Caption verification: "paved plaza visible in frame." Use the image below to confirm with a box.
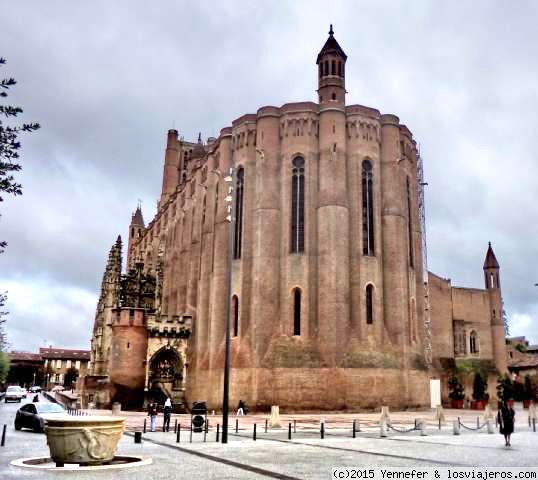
[1,396,538,479]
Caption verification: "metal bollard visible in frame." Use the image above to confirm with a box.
[253,423,256,441]
[143,419,147,434]
[134,431,142,444]
[453,419,460,435]
[174,419,178,433]
[321,421,325,439]
[352,420,356,438]
[176,424,180,443]
[486,419,494,434]
[1,424,6,447]
[216,424,220,442]
[495,416,498,428]
[419,420,427,436]
[438,418,441,430]
[235,418,238,433]
[476,417,479,429]
[529,416,531,427]
[288,422,292,440]
[294,419,296,433]
[414,418,418,429]
[205,420,209,434]
[265,419,268,433]
[533,419,536,433]
[203,426,207,443]
[190,424,193,443]
[380,422,387,438]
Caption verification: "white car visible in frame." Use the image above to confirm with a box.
[4,386,26,403]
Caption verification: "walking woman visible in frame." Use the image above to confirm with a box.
[497,400,515,446]
[147,400,158,432]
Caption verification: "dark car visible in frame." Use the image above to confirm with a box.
[14,402,67,432]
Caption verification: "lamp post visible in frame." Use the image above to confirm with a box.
[221,167,236,444]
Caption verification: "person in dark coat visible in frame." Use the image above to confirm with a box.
[497,400,515,446]
[147,401,158,432]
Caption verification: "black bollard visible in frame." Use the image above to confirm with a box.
[134,431,142,444]
[533,419,536,433]
[143,419,147,433]
[176,425,180,443]
[476,417,479,429]
[216,424,220,442]
[294,419,296,433]
[529,416,531,427]
[321,421,325,439]
[288,422,292,440]
[235,418,238,433]
[265,419,268,433]
[495,416,498,428]
[1,424,6,447]
[174,419,178,433]
[253,423,256,441]
[205,419,209,434]
[439,418,441,430]
[352,420,356,438]
[190,423,193,443]
[414,418,418,429]
[204,426,207,443]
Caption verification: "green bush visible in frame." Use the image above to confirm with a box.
[342,351,399,369]
[0,351,9,383]
[448,376,465,401]
[497,375,514,401]
[472,373,487,401]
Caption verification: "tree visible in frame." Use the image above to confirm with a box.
[496,374,514,401]
[448,375,465,401]
[472,372,487,401]
[0,291,8,383]
[64,366,79,388]
[0,57,40,252]
[502,307,510,337]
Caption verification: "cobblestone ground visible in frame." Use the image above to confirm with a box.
[1,395,537,479]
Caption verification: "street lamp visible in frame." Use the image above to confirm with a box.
[221,167,236,444]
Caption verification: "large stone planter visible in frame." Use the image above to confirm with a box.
[44,415,125,466]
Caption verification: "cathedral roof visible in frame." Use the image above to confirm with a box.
[483,242,499,269]
[316,25,347,64]
[131,206,144,226]
[191,132,206,159]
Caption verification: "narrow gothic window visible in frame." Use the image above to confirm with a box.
[319,63,322,79]
[362,160,374,255]
[324,60,329,76]
[470,330,479,354]
[233,167,244,259]
[331,60,336,75]
[407,177,414,267]
[338,61,342,76]
[293,288,301,336]
[366,284,374,324]
[291,157,305,253]
[232,295,239,337]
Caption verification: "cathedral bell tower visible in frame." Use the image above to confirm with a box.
[483,242,507,373]
[316,24,347,107]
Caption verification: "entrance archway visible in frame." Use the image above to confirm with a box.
[148,346,183,404]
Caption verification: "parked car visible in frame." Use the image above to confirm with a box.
[4,386,26,403]
[14,402,67,432]
[51,385,64,392]
[29,386,42,393]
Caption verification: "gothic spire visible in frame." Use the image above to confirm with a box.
[483,242,500,269]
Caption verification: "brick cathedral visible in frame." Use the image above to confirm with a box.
[85,27,507,411]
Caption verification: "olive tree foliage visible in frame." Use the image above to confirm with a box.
[1,57,40,253]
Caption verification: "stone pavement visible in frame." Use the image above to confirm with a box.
[1,397,538,479]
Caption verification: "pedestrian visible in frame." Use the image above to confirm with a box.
[163,397,172,432]
[147,400,158,432]
[497,400,515,446]
[236,399,246,416]
[33,394,39,402]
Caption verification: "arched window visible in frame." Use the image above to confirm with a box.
[331,60,336,75]
[406,177,414,267]
[470,331,479,354]
[365,284,374,324]
[293,288,301,336]
[233,167,244,259]
[362,160,374,255]
[291,157,305,253]
[319,63,322,79]
[232,295,239,337]
[338,61,342,77]
[324,60,329,76]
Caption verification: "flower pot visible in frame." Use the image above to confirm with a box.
[450,399,464,409]
[470,400,486,410]
[44,415,125,465]
[523,400,531,409]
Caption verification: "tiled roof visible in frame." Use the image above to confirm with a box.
[508,350,538,369]
[8,351,43,362]
[39,347,90,360]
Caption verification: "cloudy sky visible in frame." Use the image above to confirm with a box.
[1,1,537,352]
